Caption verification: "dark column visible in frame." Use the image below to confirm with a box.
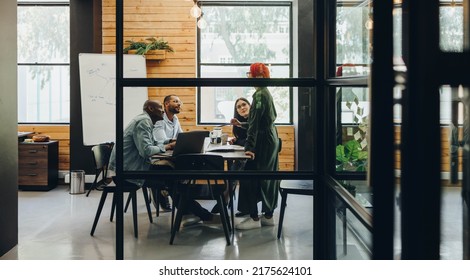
[70,0,102,174]
[401,0,441,259]
[297,0,315,171]
[0,0,19,256]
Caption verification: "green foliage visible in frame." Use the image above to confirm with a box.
[123,37,174,55]
[336,139,368,172]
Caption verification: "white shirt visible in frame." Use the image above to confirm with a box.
[153,112,183,144]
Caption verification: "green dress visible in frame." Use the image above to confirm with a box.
[238,87,281,216]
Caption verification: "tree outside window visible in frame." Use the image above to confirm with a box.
[17,2,70,123]
[198,3,291,124]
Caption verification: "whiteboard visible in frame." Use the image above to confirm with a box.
[79,53,148,145]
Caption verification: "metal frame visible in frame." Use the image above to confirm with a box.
[112,0,470,260]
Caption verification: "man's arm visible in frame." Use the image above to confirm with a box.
[153,120,171,144]
[135,119,165,157]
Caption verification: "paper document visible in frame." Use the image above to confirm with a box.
[205,144,245,152]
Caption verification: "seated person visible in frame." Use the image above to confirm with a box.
[152,95,220,226]
[108,99,175,188]
[152,95,183,211]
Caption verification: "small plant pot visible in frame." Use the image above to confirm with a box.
[127,49,166,60]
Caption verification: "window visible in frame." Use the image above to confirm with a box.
[336,1,372,77]
[198,2,292,124]
[17,1,70,123]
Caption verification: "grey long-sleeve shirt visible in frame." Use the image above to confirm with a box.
[109,111,165,186]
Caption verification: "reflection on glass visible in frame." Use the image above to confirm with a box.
[336,1,372,77]
[439,0,464,52]
[336,87,369,172]
[335,187,372,260]
[437,85,467,259]
[461,87,470,259]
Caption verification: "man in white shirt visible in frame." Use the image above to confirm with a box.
[152,95,183,211]
[153,95,183,145]
[151,95,220,226]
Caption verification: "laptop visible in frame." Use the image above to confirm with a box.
[160,130,209,157]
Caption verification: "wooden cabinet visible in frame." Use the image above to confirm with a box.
[18,141,58,190]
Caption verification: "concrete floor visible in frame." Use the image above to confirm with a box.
[1,184,315,260]
[2,184,462,260]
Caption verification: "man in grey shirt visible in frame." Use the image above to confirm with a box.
[108,99,175,187]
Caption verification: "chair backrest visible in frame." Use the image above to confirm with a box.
[174,153,224,171]
[174,154,226,198]
[91,143,114,172]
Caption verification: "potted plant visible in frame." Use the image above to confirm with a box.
[335,139,368,172]
[123,37,174,60]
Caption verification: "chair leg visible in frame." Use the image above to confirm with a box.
[220,194,232,232]
[155,187,160,217]
[131,191,138,238]
[228,180,234,233]
[277,190,288,239]
[141,187,153,223]
[90,189,109,236]
[217,195,231,245]
[86,173,99,197]
[170,191,187,245]
[110,192,117,222]
[124,193,132,213]
[171,202,175,232]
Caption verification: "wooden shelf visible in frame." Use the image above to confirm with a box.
[127,49,166,61]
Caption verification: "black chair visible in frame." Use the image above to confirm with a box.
[170,154,232,245]
[277,180,314,239]
[86,143,114,197]
[90,177,153,238]
[126,163,174,218]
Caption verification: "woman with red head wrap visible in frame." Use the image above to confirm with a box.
[249,62,271,78]
[232,62,281,230]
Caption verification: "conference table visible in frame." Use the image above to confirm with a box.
[150,140,249,237]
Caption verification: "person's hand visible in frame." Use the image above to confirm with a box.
[245,151,255,160]
[165,141,176,150]
[229,137,237,145]
[230,118,241,127]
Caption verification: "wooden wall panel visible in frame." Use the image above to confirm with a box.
[102,0,296,171]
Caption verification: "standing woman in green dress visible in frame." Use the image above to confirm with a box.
[232,62,281,230]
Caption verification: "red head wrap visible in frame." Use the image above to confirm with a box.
[249,62,270,78]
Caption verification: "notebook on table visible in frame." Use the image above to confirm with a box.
[205,144,244,152]
[159,130,209,157]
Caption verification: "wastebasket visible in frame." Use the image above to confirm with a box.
[70,170,85,194]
